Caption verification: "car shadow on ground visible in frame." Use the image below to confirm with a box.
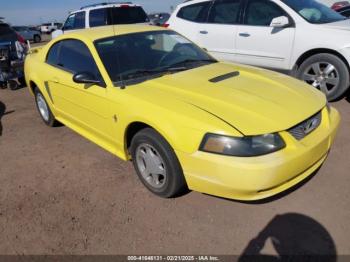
[238,213,337,261]
[0,101,15,136]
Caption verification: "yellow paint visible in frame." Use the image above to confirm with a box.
[25,25,340,200]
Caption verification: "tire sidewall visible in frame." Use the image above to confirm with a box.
[130,129,186,198]
[297,53,349,101]
[34,88,55,126]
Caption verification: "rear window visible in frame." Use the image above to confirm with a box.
[108,6,149,24]
[177,1,211,22]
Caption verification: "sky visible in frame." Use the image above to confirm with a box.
[1,0,183,26]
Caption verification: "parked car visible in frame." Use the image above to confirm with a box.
[148,12,171,26]
[40,22,62,34]
[167,0,350,101]
[0,22,26,53]
[331,1,349,10]
[0,22,26,89]
[52,2,149,38]
[335,4,350,16]
[25,25,339,201]
[13,26,41,43]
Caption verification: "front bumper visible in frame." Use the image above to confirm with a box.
[176,107,340,201]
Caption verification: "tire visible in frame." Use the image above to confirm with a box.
[34,88,57,127]
[7,80,19,90]
[130,128,187,198]
[33,35,41,43]
[296,53,349,101]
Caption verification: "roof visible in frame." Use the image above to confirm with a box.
[80,2,136,10]
[60,25,167,41]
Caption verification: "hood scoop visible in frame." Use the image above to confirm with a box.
[209,71,240,83]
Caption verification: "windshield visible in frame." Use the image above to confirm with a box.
[282,0,346,24]
[95,31,216,85]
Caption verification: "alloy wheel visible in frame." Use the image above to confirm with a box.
[135,143,167,189]
[36,93,49,122]
[302,62,339,95]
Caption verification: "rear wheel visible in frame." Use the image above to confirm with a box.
[130,128,187,198]
[296,53,349,101]
[34,88,57,127]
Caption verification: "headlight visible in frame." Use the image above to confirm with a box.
[199,133,285,157]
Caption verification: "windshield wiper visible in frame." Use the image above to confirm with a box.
[122,67,187,80]
[168,59,217,68]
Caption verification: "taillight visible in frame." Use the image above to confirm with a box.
[162,23,170,28]
[16,33,25,44]
[120,4,130,8]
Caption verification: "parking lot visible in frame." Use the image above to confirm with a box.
[0,86,349,255]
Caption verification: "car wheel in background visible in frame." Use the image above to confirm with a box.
[130,128,187,198]
[296,53,349,101]
[33,35,41,43]
[34,88,57,127]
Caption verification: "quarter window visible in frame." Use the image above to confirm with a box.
[177,1,211,22]
[46,42,61,65]
[244,0,286,26]
[208,0,241,24]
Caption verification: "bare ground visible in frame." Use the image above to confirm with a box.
[0,88,349,256]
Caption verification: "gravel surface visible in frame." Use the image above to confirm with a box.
[0,88,349,256]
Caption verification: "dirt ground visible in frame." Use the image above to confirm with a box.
[0,87,350,256]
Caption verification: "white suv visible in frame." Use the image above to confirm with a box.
[167,0,350,100]
[52,2,149,38]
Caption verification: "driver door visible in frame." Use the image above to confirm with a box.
[46,39,114,145]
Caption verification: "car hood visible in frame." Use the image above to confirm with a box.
[138,63,326,136]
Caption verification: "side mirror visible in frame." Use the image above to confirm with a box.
[270,16,290,28]
[73,72,105,87]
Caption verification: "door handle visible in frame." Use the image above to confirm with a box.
[199,30,208,34]
[239,32,250,37]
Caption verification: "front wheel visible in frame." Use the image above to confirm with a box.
[130,128,187,198]
[296,53,349,101]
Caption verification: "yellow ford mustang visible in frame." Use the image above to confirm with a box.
[25,25,340,201]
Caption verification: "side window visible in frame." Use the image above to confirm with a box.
[244,0,286,26]
[56,40,101,79]
[177,1,211,22]
[46,42,61,65]
[89,8,107,27]
[74,12,86,29]
[208,0,241,24]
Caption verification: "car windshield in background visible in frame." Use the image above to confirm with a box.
[282,0,346,24]
[110,6,149,24]
[95,31,216,85]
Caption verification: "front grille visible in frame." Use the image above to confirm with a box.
[288,111,322,140]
